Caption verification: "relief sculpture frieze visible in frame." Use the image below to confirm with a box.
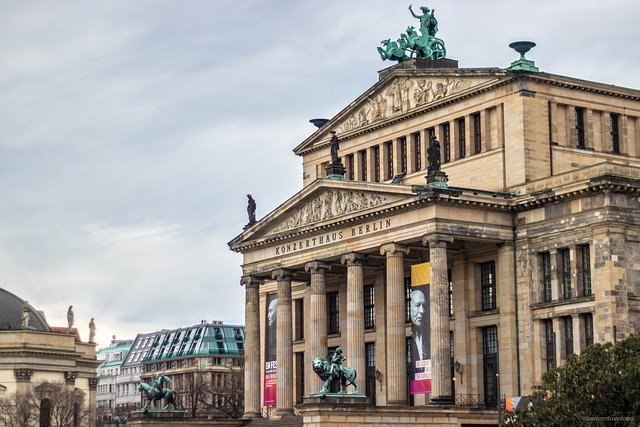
[339,77,472,134]
[270,190,388,234]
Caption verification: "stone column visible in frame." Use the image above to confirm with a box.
[241,275,262,418]
[88,378,98,427]
[549,249,559,301]
[272,269,294,416]
[497,242,518,398]
[304,262,330,394]
[423,234,454,404]
[380,243,409,405]
[341,253,367,394]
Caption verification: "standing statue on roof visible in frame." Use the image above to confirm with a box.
[409,5,439,37]
[247,194,257,225]
[330,131,340,164]
[21,301,30,329]
[66,305,74,334]
[89,318,96,343]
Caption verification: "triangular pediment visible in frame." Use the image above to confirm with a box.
[295,69,508,154]
[229,180,415,251]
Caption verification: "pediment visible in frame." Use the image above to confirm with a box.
[229,180,414,250]
[336,74,500,134]
[295,70,508,154]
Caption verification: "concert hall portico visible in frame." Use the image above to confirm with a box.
[230,177,518,419]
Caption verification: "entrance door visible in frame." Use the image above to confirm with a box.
[482,326,498,408]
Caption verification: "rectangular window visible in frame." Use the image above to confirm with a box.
[610,113,620,153]
[399,137,407,174]
[404,277,412,323]
[359,150,367,181]
[457,117,466,159]
[564,316,573,357]
[483,326,498,355]
[545,319,556,371]
[346,153,354,181]
[442,122,451,163]
[583,313,594,347]
[542,252,552,303]
[448,269,453,316]
[576,107,586,149]
[473,112,482,154]
[481,261,496,311]
[328,291,340,334]
[365,342,376,367]
[450,330,455,358]
[364,285,375,329]
[561,248,571,300]
[385,141,393,179]
[412,132,421,171]
[581,244,592,296]
[294,298,304,341]
[373,146,381,182]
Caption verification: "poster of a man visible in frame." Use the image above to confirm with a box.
[410,288,430,361]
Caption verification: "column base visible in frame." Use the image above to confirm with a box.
[429,395,454,406]
[241,412,261,419]
[273,409,294,418]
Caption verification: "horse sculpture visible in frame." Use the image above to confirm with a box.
[312,356,359,394]
[138,382,178,410]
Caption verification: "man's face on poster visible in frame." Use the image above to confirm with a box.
[410,289,426,327]
[267,299,277,327]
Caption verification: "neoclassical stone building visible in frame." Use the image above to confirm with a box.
[229,47,640,425]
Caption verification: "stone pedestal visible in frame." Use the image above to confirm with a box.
[325,160,346,180]
[426,170,449,188]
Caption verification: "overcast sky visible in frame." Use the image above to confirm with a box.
[1,0,639,349]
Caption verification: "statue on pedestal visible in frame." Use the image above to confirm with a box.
[246,194,257,225]
[312,347,359,394]
[138,373,179,410]
[89,318,96,343]
[21,302,30,329]
[66,306,74,334]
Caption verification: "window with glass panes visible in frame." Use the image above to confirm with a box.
[581,244,592,296]
[346,154,354,180]
[481,261,496,310]
[545,319,555,371]
[328,292,340,334]
[448,269,453,316]
[404,277,412,322]
[583,313,594,347]
[359,150,367,181]
[457,117,466,159]
[561,248,571,299]
[473,112,482,154]
[385,141,393,179]
[576,107,586,149]
[412,132,421,171]
[563,316,573,357]
[541,252,552,302]
[442,123,451,163]
[373,146,381,182]
[611,113,620,153]
[400,137,407,174]
[483,326,497,355]
[364,284,375,329]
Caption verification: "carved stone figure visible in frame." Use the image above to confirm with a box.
[312,347,359,394]
[409,5,438,37]
[329,131,340,164]
[66,305,74,334]
[89,318,96,343]
[21,302,29,329]
[247,194,257,225]
[427,134,441,174]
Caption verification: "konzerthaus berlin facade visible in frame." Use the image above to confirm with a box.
[229,46,640,426]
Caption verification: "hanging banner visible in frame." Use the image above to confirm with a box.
[409,262,432,394]
[264,293,277,406]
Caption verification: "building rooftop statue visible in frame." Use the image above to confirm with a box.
[0,287,51,332]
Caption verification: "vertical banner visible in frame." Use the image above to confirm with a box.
[409,262,432,394]
[264,293,277,406]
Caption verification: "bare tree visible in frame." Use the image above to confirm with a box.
[197,364,244,420]
[0,388,37,427]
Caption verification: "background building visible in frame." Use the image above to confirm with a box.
[96,337,134,421]
[230,32,640,427]
[131,321,245,419]
[0,287,99,425]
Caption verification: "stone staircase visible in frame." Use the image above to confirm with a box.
[241,414,303,427]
